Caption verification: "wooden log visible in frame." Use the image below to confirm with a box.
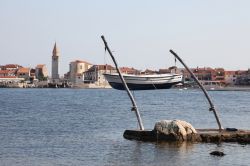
[123,129,250,143]
[123,130,201,142]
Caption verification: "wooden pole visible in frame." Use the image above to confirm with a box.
[169,49,223,131]
[101,35,145,130]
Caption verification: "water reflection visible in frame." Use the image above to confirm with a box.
[104,141,197,166]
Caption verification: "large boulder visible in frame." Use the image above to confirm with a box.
[154,120,197,141]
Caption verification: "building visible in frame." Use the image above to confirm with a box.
[158,68,171,74]
[213,68,225,82]
[2,64,22,70]
[224,71,237,85]
[119,67,140,75]
[192,67,214,81]
[35,64,48,81]
[0,70,13,77]
[29,68,36,83]
[235,69,250,85]
[141,69,157,75]
[69,60,92,83]
[17,67,30,80]
[0,64,21,77]
[51,42,60,82]
[0,64,26,87]
[0,76,25,88]
[182,67,225,83]
[84,64,116,86]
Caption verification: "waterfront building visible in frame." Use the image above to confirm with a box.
[182,67,225,83]
[158,68,170,74]
[35,64,48,81]
[17,67,30,80]
[84,64,116,86]
[193,67,214,81]
[2,64,22,70]
[141,69,157,75]
[158,67,183,75]
[51,42,60,83]
[213,68,225,82]
[0,64,26,87]
[168,66,184,74]
[224,71,237,85]
[0,64,22,77]
[0,70,14,77]
[120,67,140,75]
[235,69,250,85]
[69,60,92,83]
[29,68,36,83]
[0,76,25,88]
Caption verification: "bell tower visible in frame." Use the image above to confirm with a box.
[51,42,60,82]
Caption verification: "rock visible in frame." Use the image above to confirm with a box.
[210,151,225,156]
[226,128,238,132]
[154,120,197,141]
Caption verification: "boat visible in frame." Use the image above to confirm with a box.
[103,73,183,90]
[200,81,224,91]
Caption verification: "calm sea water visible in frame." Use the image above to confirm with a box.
[0,88,250,166]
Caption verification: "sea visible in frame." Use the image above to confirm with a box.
[0,88,250,166]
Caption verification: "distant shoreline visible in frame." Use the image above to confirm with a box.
[2,85,250,91]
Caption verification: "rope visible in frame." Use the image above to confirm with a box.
[150,79,157,89]
[152,83,157,89]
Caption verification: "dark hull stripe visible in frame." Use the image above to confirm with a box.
[109,82,181,90]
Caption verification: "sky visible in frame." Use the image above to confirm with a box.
[0,0,250,75]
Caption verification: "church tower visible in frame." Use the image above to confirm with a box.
[51,42,60,82]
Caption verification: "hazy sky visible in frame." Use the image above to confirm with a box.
[0,0,250,75]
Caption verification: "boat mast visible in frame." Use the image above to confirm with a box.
[169,49,223,131]
[101,35,145,130]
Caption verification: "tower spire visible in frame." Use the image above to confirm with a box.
[52,42,60,57]
[51,42,60,81]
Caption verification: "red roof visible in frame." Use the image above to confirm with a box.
[120,67,135,72]
[119,67,140,74]
[17,67,30,73]
[0,70,11,74]
[4,64,21,68]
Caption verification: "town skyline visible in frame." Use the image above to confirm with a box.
[2,59,250,88]
[1,60,250,78]
[1,41,250,88]
[1,1,250,75]
[1,41,250,77]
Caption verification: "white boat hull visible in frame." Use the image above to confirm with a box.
[103,73,183,90]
